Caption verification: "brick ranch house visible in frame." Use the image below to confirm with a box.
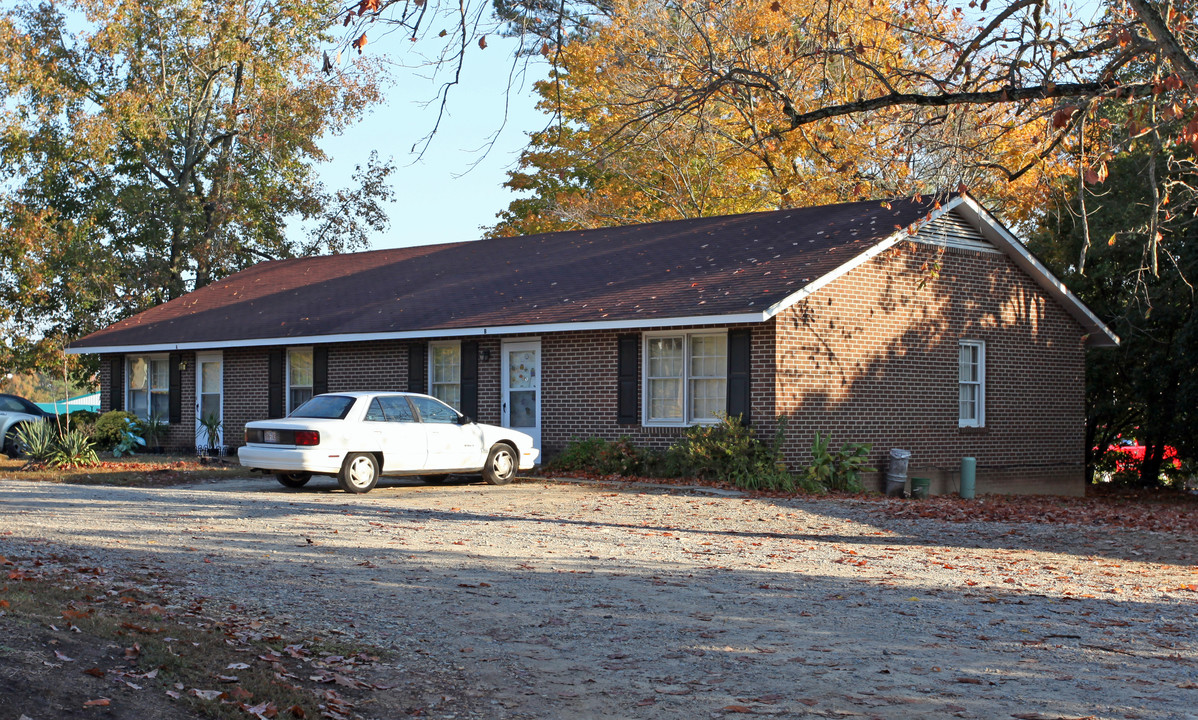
[69,193,1117,496]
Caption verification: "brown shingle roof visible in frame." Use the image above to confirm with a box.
[71,196,944,350]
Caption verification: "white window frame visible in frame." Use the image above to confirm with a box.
[429,340,462,411]
[958,340,986,428]
[642,330,728,427]
[286,347,314,415]
[126,354,170,422]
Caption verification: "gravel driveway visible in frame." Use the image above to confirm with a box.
[1,475,1195,720]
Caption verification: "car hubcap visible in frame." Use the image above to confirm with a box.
[349,457,375,487]
[492,450,514,479]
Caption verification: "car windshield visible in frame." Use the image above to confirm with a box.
[288,395,355,419]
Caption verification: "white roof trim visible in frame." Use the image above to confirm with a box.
[762,229,908,318]
[66,312,768,355]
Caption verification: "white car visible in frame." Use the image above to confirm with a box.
[238,391,539,493]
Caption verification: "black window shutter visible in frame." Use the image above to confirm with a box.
[726,328,752,426]
[617,334,639,425]
[109,357,124,411]
[313,346,329,396]
[267,349,284,419]
[407,343,427,393]
[460,341,479,419]
[168,353,182,424]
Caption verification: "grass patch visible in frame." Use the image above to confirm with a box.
[0,553,381,719]
[0,453,258,487]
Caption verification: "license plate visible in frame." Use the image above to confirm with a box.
[264,430,280,443]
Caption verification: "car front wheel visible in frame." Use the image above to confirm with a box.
[3,425,28,459]
[276,472,312,488]
[339,453,379,493]
[482,444,517,485]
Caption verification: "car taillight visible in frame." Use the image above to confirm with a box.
[294,430,320,446]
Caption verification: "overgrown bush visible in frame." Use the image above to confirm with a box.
[801,431,875,492]
[549,436,652,476]
[550,416,851,494]
[67,410,100,442]
[94,411,142,450]
[662,414,796,491]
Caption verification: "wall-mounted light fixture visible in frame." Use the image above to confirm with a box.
[481,349,492,362]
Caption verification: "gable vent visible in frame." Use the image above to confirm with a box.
[913,210,998,253]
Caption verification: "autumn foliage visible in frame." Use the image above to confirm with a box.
[491,0,1076,236]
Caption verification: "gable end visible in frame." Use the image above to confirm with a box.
[911,210,998,254]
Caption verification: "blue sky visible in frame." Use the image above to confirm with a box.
[317,35,549,251]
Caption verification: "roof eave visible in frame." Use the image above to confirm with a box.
[65,311,770,355]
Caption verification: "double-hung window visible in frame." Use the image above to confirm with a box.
[644,331,727,425]
[127,355,169,421]
[429,341,462,410]
[287,348,314,414]
[958,340,985,427]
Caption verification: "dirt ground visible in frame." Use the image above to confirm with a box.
[0,475,1195,720]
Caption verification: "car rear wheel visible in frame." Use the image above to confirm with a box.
[276,472,312,488]
[339,453,379,494]
[482,444,517,485]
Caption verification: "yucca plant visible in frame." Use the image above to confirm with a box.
[14,420,58,463]
[51,429,100,468]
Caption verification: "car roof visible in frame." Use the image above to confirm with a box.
[0,394,45,414]
[319,391,424,398]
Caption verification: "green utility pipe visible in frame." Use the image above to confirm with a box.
[960,457,977,499]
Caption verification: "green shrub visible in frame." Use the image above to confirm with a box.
[94,411,141,450]
[550,416,814,494]
[65,410,99,442]
[661,414,796,491]
[550,436,652,476]
[800,431,875,493]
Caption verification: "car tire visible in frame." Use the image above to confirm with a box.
[3,425,28,459]
[338,453,379,494]
[276,472,312,488]
[482,444,517,485]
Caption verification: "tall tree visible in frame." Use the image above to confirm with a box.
[337,0,1198,255]
[0,0,393,376]
[488,0,1068,235]
[1031,128,1197,485]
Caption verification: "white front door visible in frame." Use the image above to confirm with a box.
[502,340,541,452]
[195,352,223,449]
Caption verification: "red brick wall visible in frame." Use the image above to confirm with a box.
[538,324,770,457]
[766,241,1087,495]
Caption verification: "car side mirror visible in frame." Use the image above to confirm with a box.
[457,414,473,425]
